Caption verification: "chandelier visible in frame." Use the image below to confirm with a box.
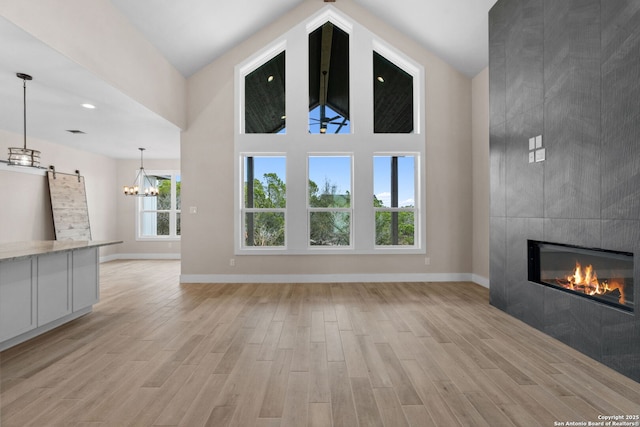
[123,148,158,196]
[7,73,41,167]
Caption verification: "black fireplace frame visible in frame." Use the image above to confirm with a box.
[528,240,634,313]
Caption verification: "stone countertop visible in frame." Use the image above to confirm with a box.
[0,240,122,261]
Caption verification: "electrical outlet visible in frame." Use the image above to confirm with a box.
[424,257,430,266]
[189,206,197,214]
[229,258,235,267]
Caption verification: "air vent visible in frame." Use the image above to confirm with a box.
[66,130,86,134]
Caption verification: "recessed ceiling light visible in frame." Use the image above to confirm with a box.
[81,103,96,109]
[267,75,274,82]
[377,76,385,83]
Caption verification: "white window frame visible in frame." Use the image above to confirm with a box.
[373,153,420,249]
[136,170,181,241]
[307,154,354,250]
[240,154,287,249]
[234,5,425,255]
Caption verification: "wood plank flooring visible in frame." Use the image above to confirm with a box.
[1,260,639,426]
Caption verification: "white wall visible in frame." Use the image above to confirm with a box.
[181,0,474,281]
[472,68,490,285]
[0,129,118,257]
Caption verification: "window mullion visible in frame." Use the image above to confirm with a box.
[391,156,399,245]
[171,173,176,237]
[246,156,255,246]
[285,150,307,251]
[350,26,373,134]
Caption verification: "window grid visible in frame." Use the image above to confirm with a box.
[373,155,417,247]
[234,7,425,255]
[242,155,287,248]
[137,171,181,240]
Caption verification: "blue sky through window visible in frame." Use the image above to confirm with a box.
[250,157,286,184]
[374,156,415,208]
[309,156,351,195]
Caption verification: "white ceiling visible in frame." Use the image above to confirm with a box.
[0,0,496,160]
[111,0,497,78]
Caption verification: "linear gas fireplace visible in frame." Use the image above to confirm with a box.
[528,240,634,312]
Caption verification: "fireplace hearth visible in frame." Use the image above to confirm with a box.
[528,240,634,312]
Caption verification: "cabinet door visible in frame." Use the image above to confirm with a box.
[0,259,37,342]
[73,248,98,310]
[38,252,71,325]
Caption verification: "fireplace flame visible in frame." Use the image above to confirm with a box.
[557,262,626,305]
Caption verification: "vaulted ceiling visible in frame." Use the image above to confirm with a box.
[0,0,497,159]
[111,0,497,78]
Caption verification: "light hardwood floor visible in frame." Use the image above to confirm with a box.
[1,260,639,426]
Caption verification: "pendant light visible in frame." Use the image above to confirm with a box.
[123,148,158,196]
[7,73,41,167]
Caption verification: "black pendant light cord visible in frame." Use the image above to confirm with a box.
[16,73,33,150]
[22,78,27,150]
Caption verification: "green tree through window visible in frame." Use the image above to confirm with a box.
[373,156,416,246]
[244,157,286,247]
[309,179,351,246]
[139,172,181,239]
[243,156,355,248]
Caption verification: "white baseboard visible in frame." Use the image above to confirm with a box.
[101,253,181,262]
[471,274,490,288]
[99,253,121,263]
[99,256,489,288]
[180,272,485,284]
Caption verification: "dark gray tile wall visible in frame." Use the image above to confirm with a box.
[490,217,507,310]
[489,0,508,129]
[505,109,544,218]
[504,0,544,123]
[602,308,639,380]
[600,1,640,221]
[490,123,507,218]
[543,0,601,219]
[506,218,544,328]
[489,0,640,382]
[542,219,601,249]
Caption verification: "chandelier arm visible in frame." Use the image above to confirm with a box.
[123,147,157,196]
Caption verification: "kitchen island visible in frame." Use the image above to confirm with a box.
[0,240,120,351]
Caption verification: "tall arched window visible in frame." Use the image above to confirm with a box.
[235,6,425,254]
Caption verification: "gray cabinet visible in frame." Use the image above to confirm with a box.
[37,252,72,325]
[72,248,98,310]
[0,244,107,351]
[0,258,36,342]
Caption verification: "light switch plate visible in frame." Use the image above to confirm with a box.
[529,137,536,151]
[535,148,545,162]
[535,135,543,148]
[529,152,535,163]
